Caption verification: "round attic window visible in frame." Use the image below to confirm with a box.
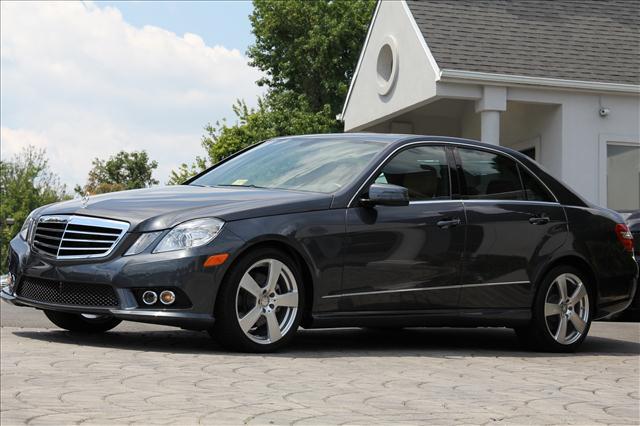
[376,35,398,96]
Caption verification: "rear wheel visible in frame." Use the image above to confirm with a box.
[44,310,122,333]
[210,248,304,352]
[517,266,592,352]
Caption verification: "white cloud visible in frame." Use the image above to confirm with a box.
[0,1,263,188]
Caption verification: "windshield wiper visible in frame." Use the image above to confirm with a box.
[215,184,267,189]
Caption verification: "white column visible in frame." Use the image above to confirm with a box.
[480,110,501,145]
[475,86,507,145]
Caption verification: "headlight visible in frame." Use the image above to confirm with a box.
[153,218,224,253]
[19,211,36,241]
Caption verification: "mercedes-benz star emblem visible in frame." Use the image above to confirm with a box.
[80,194,90,208]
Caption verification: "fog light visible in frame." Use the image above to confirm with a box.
[142,291,157,305]
[159,290,175,305]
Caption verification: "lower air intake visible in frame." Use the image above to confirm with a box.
[17,277,119,308]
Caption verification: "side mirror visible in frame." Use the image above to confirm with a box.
[361,183,409,207]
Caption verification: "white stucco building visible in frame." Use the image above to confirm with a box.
[342,0,640,210]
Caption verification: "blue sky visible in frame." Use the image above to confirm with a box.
[1,1,262,189]
[97,1,255,53]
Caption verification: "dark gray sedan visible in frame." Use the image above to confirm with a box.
[2,134,637,352]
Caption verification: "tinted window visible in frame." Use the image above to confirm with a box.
[518,165,555,202]
[457,148,525,200]
[376,146,450,201]
[191,137,386,193]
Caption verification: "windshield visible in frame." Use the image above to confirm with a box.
[190,137,386,193]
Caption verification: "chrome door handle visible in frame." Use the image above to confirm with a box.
[529,216,550,225]
[436,218,461,229]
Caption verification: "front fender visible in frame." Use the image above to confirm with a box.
[224,210,346,312]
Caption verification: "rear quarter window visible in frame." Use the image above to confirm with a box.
[518,164,556,202]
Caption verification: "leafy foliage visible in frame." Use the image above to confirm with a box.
[168,0,376,184]
[167,92,337,184]
[168,157,208,186]
[75,150,159,195]
[203,92,338,163]
[248,0,375,114]
[1,146,68,272]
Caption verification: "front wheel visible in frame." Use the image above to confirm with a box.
[210,248,304,352]
[44,310,122,333]
[517,266,592,352]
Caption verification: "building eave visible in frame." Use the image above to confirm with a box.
[440,69,640,94]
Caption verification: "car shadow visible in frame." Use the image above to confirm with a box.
[10,326,640,358]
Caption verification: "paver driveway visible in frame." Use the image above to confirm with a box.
[1,322,638,425]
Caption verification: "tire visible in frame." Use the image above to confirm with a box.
[44,310,122,333]
[517,265,593,352]
[210,247,305,352]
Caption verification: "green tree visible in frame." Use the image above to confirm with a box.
[168,92,339,185]
[168,157,208,186]
[248,0,375,114]
[75,150,159,195]
[169,0,376,183]
[204,92,337,161]
[1,146,68,272]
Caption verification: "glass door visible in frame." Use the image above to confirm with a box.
[607,143,640,211]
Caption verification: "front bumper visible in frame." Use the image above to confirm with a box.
[1,289,216,329]
[3,229,245,330]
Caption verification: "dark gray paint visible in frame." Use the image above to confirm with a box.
[3,134,638,331]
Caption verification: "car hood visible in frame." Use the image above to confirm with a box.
[38,185,333,232]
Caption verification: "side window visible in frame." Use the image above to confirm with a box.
[518,165,555,202]
[377,146,450,201]
[457,148,525,200]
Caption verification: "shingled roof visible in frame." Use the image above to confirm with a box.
[405,0,640,85]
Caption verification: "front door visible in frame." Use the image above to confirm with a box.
[338,145,466,312]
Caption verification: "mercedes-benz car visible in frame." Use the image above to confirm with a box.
[2,134,637,352]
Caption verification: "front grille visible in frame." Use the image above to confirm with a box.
[17,277,119,307]
[32,215,129,259]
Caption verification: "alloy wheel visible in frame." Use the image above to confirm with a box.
[235,258,299,345]
[544,272,589,345]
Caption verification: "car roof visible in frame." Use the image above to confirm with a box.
[272,132,403,144]
[276,133,523,155]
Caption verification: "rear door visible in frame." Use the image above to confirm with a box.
[453,146,568,309]
[338,145,466,312]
